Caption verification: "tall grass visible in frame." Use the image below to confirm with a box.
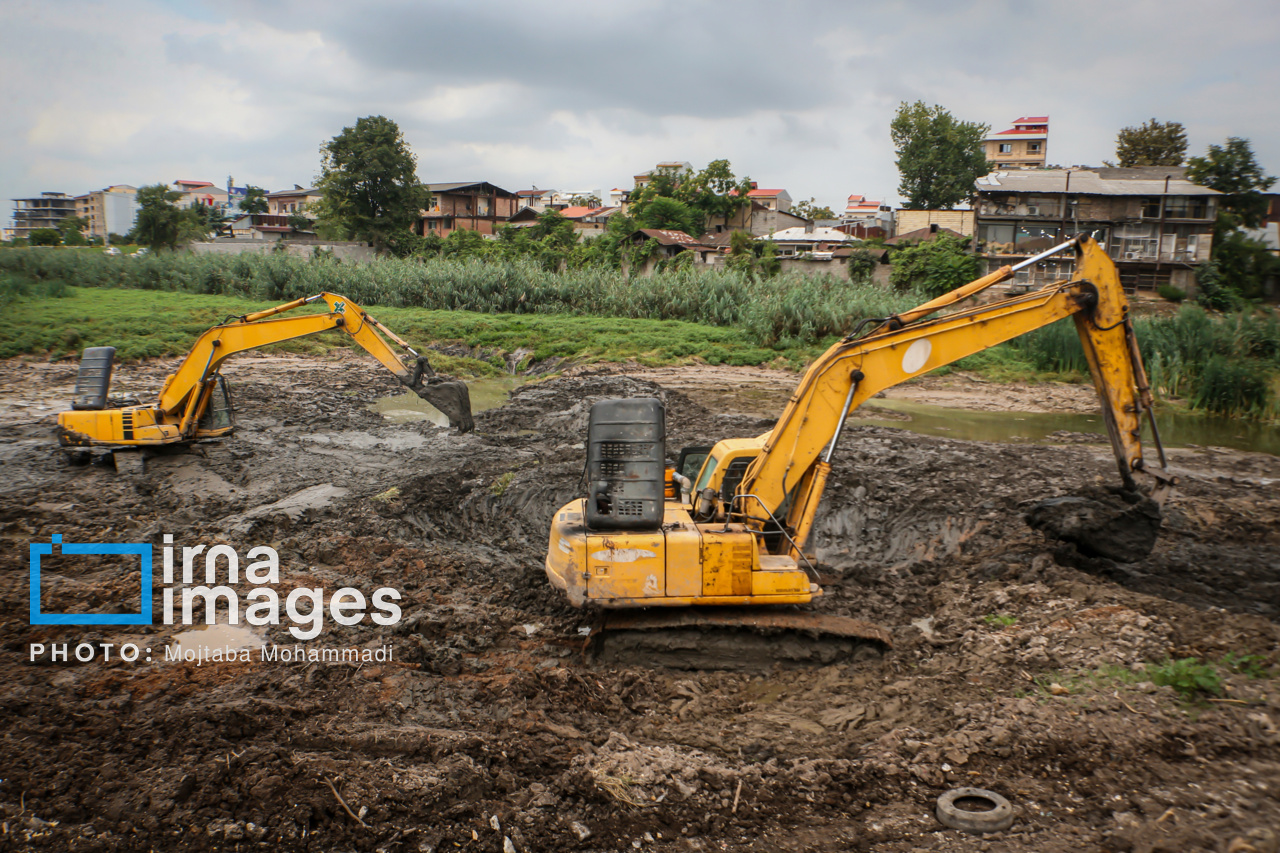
[1001,303,1279,418]
[0,248,917,348]
[5,249,1277,418]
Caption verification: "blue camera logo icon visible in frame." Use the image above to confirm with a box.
[29,535,152,625]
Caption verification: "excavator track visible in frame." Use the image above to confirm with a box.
[586,607,892,670]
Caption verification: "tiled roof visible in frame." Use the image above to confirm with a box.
[1013,116,1049,124]
[176,180,213,188]
[635,228,703,247]
[558,206,616,219]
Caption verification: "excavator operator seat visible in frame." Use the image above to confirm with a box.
[585,398,666,531]
[72,347,116,411]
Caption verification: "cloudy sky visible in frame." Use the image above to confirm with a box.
[3,0,1278,215]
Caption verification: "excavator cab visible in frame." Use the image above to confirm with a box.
[196,375,235,435]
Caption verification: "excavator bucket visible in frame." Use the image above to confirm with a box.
[411,379,474,433]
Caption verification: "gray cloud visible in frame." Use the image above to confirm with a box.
[3,0,1278,217]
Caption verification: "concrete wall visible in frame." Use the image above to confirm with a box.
[895,209,976,237]
[189,240,377,262]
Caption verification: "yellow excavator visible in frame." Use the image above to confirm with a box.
[57,292,473,449]
[546,236,1170,648]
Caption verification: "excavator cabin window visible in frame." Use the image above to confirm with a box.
[675,445,712,487]
[198,375,235,431]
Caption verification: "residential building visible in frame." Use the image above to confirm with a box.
[515,189,557,212]
[505,205,621,239]
[704,200,809,238]
[973,167,1220,292]
[759,225,854,258]
[627,228,717,275]
[10,192,76,239]
[172,180,230,211]
[558,205,620,238]
[842,195,895,234]
[419,182,520,237]
[633,161,693,192]
[983,116,1049,170]
[745,188,792,212]
[266,186,322,216]
[224,213,312,240]
[75,185,139,239]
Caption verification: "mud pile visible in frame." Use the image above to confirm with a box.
[0,353,1277,852]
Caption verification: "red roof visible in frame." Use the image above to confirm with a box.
[993,128,1047,136]
[558,206,599,219]
[1012,116,1049,124]
[176,180,213,188]
[747,188,785,197]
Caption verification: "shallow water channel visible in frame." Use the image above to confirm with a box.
[371,376,527,426]
[850,399,1280,456]
[372,377,1279,456]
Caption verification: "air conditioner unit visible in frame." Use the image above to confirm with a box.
[1124,251,1142,260]
[1025,206,1040,216]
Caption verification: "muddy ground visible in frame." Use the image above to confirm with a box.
[1,351,1278,852]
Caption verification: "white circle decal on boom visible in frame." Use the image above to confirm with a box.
[902,338,932,374]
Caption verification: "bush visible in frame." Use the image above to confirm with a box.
[888,235,982,298]
[1148,658,1223,699]
[1157,284,1186,302]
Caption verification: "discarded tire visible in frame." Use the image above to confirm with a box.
[936,787,1014,834]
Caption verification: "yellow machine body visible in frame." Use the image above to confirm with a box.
[57,292,449,447]
[546,236,1168,610]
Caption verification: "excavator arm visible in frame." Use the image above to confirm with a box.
[733,236,1166,555]
[58,292,472,447]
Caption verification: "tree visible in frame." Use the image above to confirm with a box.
[635,196,701,236]
[678,159,753,223]
[314,115,429,253]
[567,194,601,208]
[891,101,990,210]
[1114,119,1187,167]
[131,183,192,250]
[889,234,981,298]
[1187,137,1276,229]
[847,248,878,283]
[530,208,577,249]
[58,215,89,246]
[28,228,61,246]
[287,210,312,232]
[792,198,835,220]
[241,186,269,214]
[627,159,751,236]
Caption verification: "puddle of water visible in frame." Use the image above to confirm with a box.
[372,376,527,426]
[848,398,1280,456]
[169,623,263,658]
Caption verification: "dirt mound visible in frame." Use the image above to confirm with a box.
[1025,488,1163,562]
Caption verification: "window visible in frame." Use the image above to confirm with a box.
[1028,142,1041,152]
[1163,196,1209,219]
[1141,198,1162,218]
[999,143,1013,154]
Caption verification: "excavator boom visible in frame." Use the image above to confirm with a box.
[57,291,472,448]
